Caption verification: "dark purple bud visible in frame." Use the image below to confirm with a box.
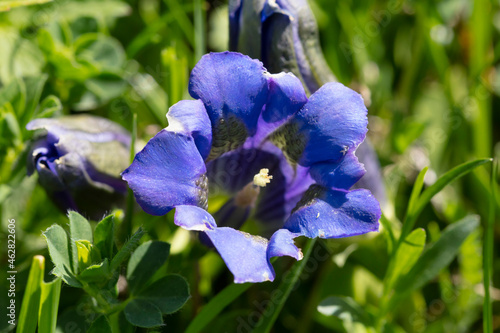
[27,115,132,220]
[230,0,336,95]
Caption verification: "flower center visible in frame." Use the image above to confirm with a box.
[234,168,273,208]
[253,168,273,187]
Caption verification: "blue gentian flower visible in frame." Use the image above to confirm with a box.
[230,0,387,204]
[122,52,381,283]
[27,115,131,219]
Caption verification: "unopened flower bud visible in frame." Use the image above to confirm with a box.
[27,115,131,219]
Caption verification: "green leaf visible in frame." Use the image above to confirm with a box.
[385,228,426,291]
[126,240,170,294]
[87,315,112,333]
[317,296,373,327]
[56,0,131,21]
[38,277,62,333]
[68,210,93,242]
[74,34,125,72]
[403,159,491,236]
[137,275,190,314]
[35,95,62,119]
[78,259,110,283]
[124,299,163,328]
[3,107,22,144]
[394,215,480,296]
[0,0,52,11]
[94,215,115,260]
[406,167,428,218]
[42,225,80,287]
[253,238,317,333]
[17,256,44,333]
[379,214,396,254]
[109,227,145,272]
[128,73,168,126]
[20,75,48,126]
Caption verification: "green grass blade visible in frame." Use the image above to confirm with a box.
[37,277,62,333]
[162,47,188,109]
[121,113,137,243]
[483,160,497,332]
[379,213,396,254]
[253,238,317,333]
[126,7,193,58]
[193,0,206,62]
[391,215,480,309]
[128,73,168,127]
[17,255,45,333]
[185,282,253,333]
[163,0,195,46]
[406,167,428,222]
[385,228,426,293]
[404,159,491,235]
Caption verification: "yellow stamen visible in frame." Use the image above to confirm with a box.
[253,168,273,187]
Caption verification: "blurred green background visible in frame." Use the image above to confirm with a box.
[0,0,499,332]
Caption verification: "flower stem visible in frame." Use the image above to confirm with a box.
[253,238,317,333]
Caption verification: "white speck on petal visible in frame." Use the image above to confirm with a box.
[340,146,349,155]
[298,249,304,260]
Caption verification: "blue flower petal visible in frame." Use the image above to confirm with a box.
[309,151,366,190]
[270,82,367,167]
[284,186,380,238]
[204,227,275,283]
[267,229,302,260]
[294,83,368,166]
[122,130,207,216]
[166,99,213,160]
[264,72,307,124]
[188,52,269,158]
[174,205,217,231]
[250,72,308,146]
[352,140,387,204]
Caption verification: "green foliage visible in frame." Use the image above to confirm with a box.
[126,240,171,294]
[1,0,498,332]
[17,256,44,333]
[87,316,112,333]
[317,296,373,330]
[40,212,189,329]
[391,216,480,308]
[17,255,62,333]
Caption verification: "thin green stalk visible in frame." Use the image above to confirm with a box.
[469,0,492,158]
[253,238,317,333]
[193,0,206,63]
[163,0,195,46]
[483,160,497,332]
[185,282,253,333]
[17,255,45,333]
[121,113,137,244]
